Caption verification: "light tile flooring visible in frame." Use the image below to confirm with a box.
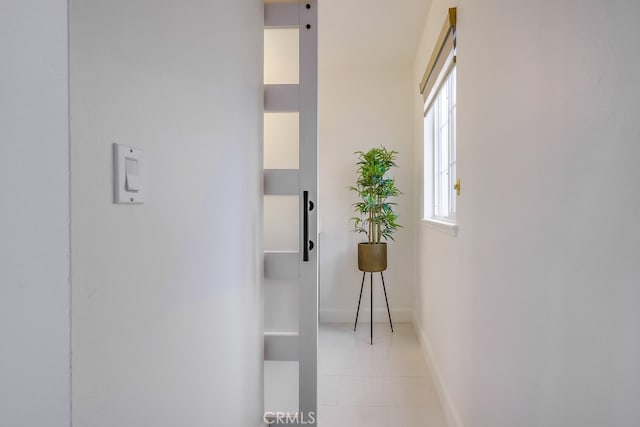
[318,323,448,427]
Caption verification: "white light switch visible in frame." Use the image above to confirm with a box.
[125,174,140,192]
[113,143,144,204]
[125,158,140,191]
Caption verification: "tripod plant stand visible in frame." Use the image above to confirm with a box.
[353,271,393,345]
[349,147,401,345]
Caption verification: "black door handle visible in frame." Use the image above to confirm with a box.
[303,191,309,261]
[303,191,314,262]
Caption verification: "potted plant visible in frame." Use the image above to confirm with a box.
[350,147,402,272]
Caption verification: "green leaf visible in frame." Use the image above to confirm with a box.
[349,146,401,241]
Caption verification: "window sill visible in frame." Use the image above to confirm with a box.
[421,218,458,236]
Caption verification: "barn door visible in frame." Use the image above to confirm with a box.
[263,1,318,425]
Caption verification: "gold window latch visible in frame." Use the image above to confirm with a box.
[454,178,461,196]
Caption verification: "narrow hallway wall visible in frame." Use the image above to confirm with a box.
[0,1,71,426]
[319,62,417,323]
[413,1,640,426]
[70,1,264,426]
[317,1,431,326]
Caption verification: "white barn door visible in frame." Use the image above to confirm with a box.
[263,1,318,425]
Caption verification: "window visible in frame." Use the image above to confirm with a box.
[419,7,457,227]
[425,67,456,220]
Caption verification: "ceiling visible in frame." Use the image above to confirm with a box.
[318,0,432,68]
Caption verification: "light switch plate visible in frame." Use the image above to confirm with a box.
[113,143,144,204]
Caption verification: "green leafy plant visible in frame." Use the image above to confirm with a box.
[350,147,402,243]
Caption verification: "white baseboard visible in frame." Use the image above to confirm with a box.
[319,308,414,324]
[412,313,463,427]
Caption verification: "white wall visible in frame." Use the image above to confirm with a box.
[413,1,640,426]
[319,58,417,323]
[0,1,70,426]
[70,1,264,426]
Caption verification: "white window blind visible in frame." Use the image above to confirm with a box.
[419,8,456,108]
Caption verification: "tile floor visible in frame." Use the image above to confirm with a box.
[318,322,448,427]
